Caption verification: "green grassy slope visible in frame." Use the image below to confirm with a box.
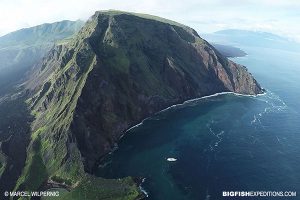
[0,20,84,95]
[15,18,142,198]
[0,20,84,49]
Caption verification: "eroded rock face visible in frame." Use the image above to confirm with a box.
[27,11,262,177]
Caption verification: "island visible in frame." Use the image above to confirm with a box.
[0,10,263,199]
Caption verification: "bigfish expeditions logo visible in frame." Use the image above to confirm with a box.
[222,191,296,197]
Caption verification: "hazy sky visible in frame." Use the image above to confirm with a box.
[0,0,299,41]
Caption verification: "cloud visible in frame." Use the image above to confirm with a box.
[0,0,299,42]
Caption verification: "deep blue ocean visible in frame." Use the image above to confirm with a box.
[97,43,300,199]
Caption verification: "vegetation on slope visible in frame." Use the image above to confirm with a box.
[15,18,143,198]
[0,20,84,95]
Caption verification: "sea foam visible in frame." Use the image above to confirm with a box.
[125,91,265,135]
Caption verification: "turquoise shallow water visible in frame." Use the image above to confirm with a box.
[97,46,300,200]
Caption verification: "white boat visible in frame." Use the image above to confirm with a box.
[167,158,177,162]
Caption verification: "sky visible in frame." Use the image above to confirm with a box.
[0,0,300,42]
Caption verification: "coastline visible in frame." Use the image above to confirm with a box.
[96,90,266,198]
[228,53,248,58]
[211,43,248,58]
[124,91,266,134]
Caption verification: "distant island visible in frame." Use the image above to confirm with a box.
[203,29,300,53]
[212,43,247,58]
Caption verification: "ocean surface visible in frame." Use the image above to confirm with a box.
[97,44,300,199]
